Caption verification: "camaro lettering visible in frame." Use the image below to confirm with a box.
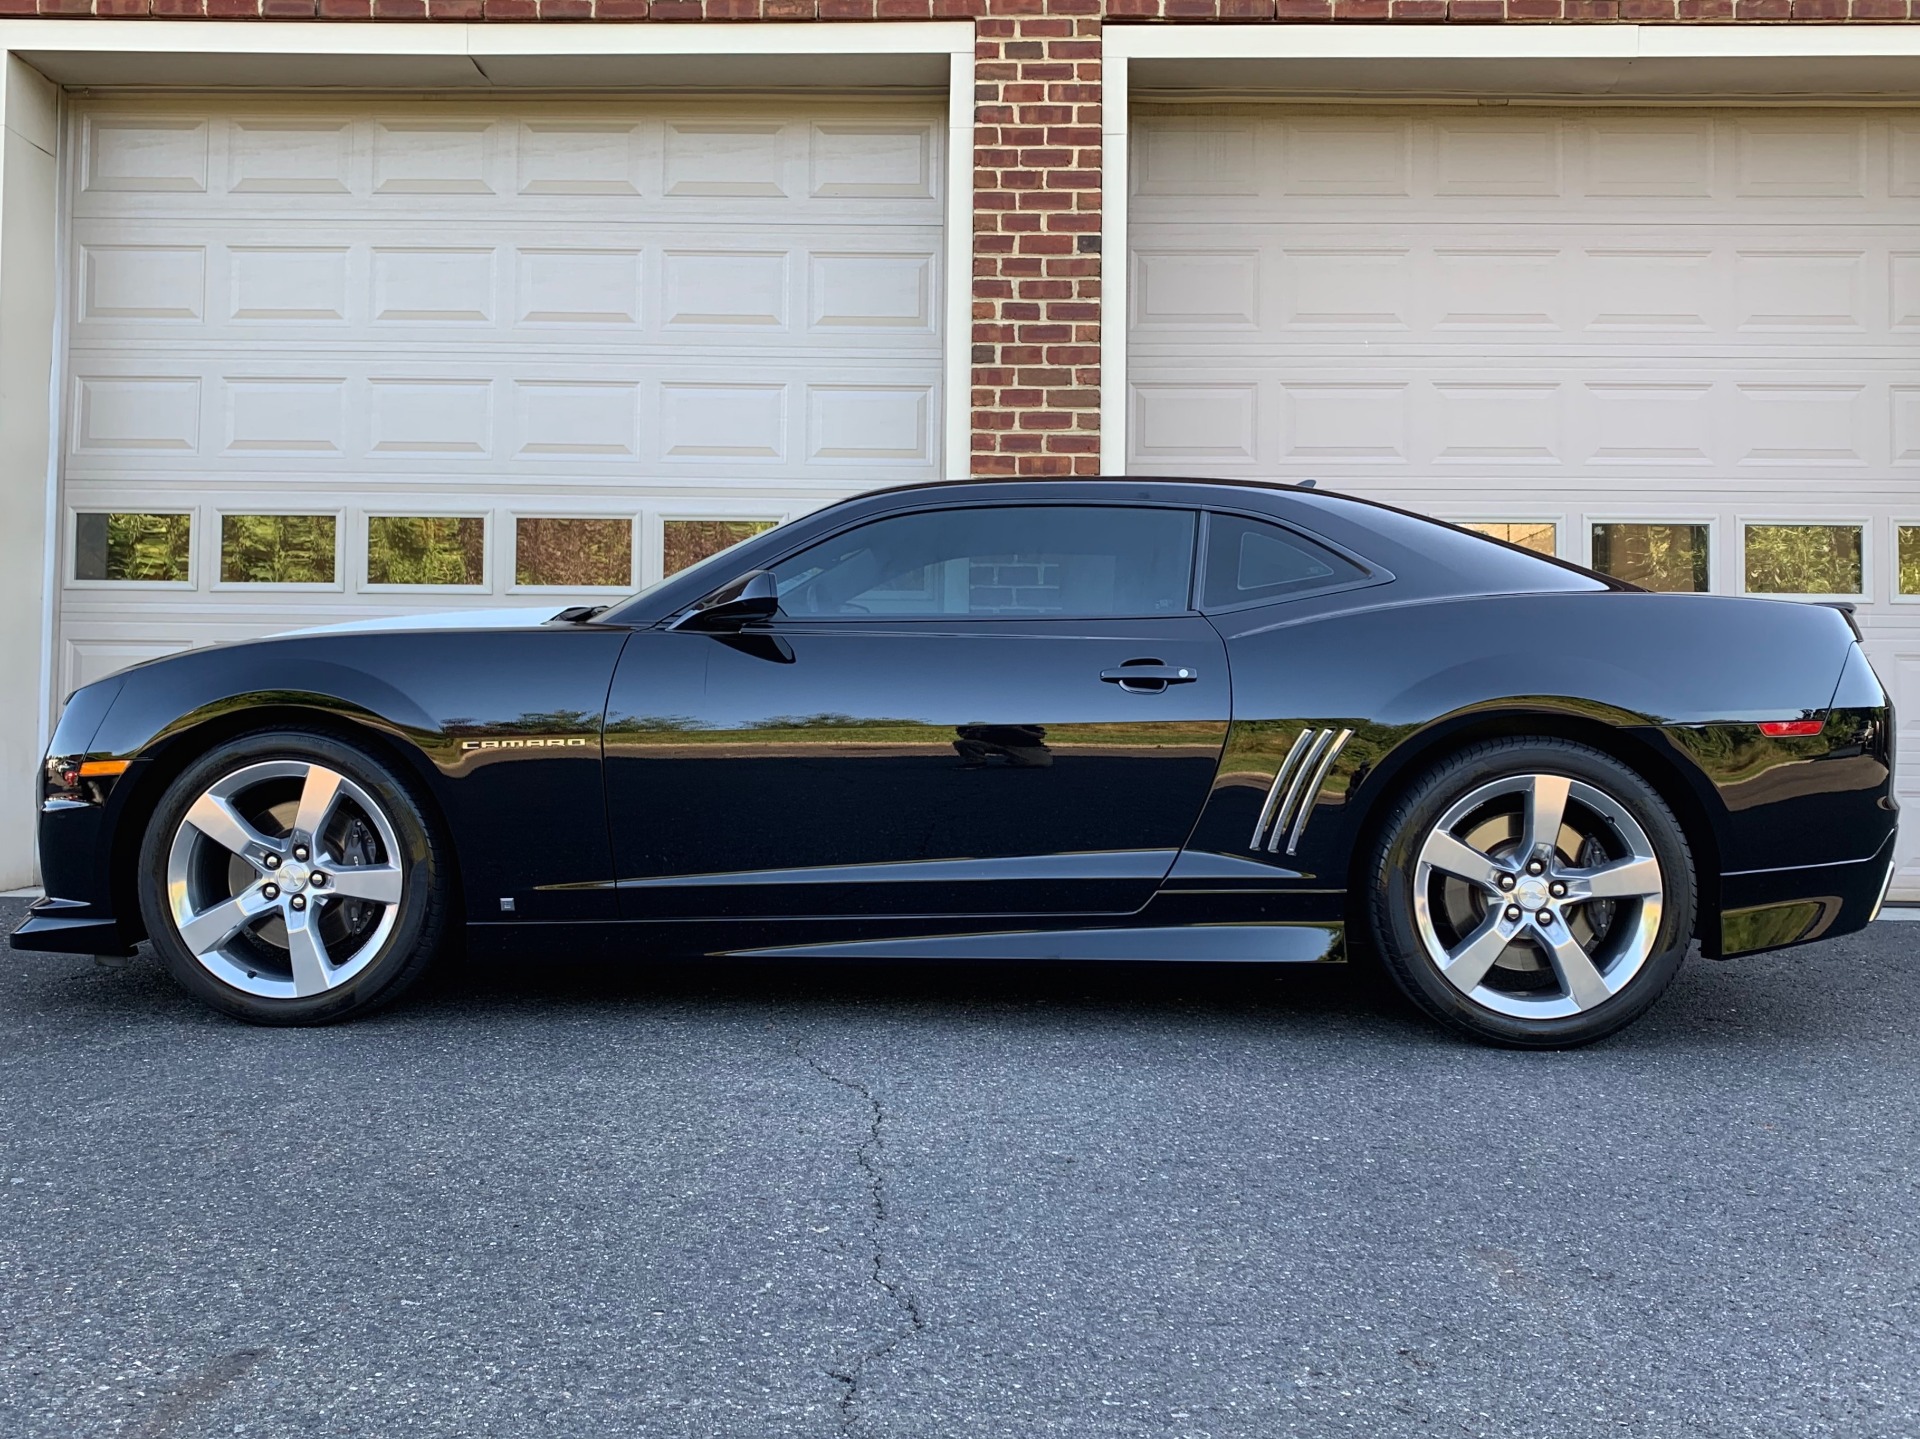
[460,737,591,751]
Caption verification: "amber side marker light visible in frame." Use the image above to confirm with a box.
[77,760,131,779]
[1758,720,1825,738]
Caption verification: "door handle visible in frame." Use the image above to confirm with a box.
[1100,663,1199,694]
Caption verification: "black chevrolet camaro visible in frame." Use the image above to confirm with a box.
[10,478,1898,1047]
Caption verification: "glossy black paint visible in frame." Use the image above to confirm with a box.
[12,477,1896,972]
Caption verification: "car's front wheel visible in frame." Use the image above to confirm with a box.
[137,730,448,1024]
[1367,737,1695,1049]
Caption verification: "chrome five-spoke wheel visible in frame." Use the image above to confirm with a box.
[1370,738,1694,1048]
[165,759,407,1000]
[1412,772,1664,1020]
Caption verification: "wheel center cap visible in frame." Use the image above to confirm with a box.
[1513,877,1549,910]
[278,860,312,894]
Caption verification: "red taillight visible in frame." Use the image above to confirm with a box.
[1759,719,1825,738]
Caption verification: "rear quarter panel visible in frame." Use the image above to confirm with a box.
[1197,590,1887,910]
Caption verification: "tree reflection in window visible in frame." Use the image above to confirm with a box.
[1743,524,1862,597]
[1590,523,1710,593]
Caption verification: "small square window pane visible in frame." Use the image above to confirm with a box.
[220,514,336,585]
[1743,523,1862,596]
[1590,523,1710,593]
[516,518,632,588]
[1899,527,1920,596]
[366,516,485,587]
[74,512,191,583]
[1464,522,1556,557]
[664,519,777,577]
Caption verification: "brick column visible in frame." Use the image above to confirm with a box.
[970,3,1103,478]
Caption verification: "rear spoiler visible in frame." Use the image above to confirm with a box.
[1821,601,1863,642]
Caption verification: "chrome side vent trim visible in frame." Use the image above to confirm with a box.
[1249,727,1354,855]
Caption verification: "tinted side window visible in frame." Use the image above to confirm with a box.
[771,506,1196,618]
[1202,514,1366,610]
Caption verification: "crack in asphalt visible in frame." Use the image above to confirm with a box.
[797,1050,925,1437]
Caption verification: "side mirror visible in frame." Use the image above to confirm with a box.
[671,569,780,633]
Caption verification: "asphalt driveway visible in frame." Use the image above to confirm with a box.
[3,892,1917,1439]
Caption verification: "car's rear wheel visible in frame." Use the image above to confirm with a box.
[137,730,448,1024]
[1368,737,1695,1048]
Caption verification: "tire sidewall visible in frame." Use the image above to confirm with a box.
[1371,739,1695,1049]
[138,730,442,1025]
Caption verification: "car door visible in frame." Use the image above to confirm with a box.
[602,502,1229,919]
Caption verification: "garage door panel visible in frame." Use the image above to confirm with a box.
[69,225,941,352]
[75,103,941,219]
[1132,108,1918,222]
[1132,104,1920,895]
[62,361,943,481]
[1126,224,1907,348]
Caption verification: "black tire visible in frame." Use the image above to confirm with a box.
[137,729,449,1025]
[1366,737,1695,1049]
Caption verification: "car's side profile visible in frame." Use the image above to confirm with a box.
[10,478,1897,1047]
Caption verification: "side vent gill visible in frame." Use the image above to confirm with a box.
[1249,727,1354,855]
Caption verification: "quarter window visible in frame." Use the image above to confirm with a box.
[73,512,192,584]
[771,506,1197,619]
[1590,523,1710,593]
[1201,514,1364,610]
[1743,523,1864,598]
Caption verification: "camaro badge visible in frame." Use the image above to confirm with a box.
[460,737,591,751]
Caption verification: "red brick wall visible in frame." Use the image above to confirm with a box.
[8,1,1912,477]
[972,5,1104,477]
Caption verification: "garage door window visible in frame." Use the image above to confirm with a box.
[219,514,338,587]
[1743,523,1865,599]
[1463,522,1557,557]
[1898,527,1920,599]
[73,512,192,586]
[366,516,486,589]
[1590,523,1710,593]
[515,518,632,590]
[665,519,780,578]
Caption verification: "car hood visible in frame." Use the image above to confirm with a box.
[276,605,575,638]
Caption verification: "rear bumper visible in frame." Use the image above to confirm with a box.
[8,897,136,958]
[1714,828,1898,959]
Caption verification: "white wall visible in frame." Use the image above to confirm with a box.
[0,55,57,889]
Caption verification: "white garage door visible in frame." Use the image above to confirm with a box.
[1128,104,1920,895]
[58,94,945,685]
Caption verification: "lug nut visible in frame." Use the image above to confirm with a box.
[1527,859,1545,876]
[1504,905,1522,922]
[290,895,307,912]
[1537,909,1554,925]
[311,872,327,888]
[1498,874,1516,892]
[264,854,280,870]
[262,884,279,900]
[1550,881,1567,898]
[293,845,310,862]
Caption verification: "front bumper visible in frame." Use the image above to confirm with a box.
[1715,828,1898,958]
